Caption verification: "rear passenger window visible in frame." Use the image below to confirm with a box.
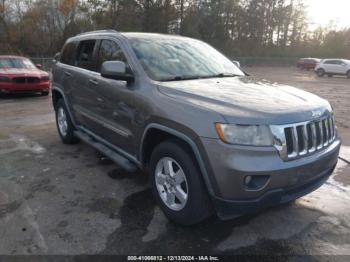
[75,40,97,71]
[325,60,339,65]
[60,42,77,65]
[97,40,127,72]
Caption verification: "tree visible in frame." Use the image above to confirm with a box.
[0,0,349,59]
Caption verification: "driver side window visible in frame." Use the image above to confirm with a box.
[97,40,127,72]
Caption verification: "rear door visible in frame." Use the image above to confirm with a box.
[54,41,78,107]
[68,39,101,129]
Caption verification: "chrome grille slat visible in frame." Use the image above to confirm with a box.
[291,126,299,157]
[331,116,336,140]
[300,125,308,155]
[272,114,336,161]
[317,121,323,149]
[324,119,329,146]
[310,122,317,153]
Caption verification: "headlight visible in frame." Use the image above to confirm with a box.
[215,123,273,146]
[41,75,50,81]
[0,76,10,82]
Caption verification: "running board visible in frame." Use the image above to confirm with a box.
[74,130,137,172]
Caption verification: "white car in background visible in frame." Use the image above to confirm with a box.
[315,59,350,78]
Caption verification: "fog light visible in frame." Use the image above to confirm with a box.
[244,175,270,191]
[244,176,252,185]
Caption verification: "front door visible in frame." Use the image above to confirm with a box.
[85,39,138,156]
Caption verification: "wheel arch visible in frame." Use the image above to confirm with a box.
[52,88,63,110]
[51,86,77,127]
[140,124,217,197]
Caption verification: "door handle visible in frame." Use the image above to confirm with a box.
[64,71,72,77]
[89,79,99,85]
[96,97,107,109]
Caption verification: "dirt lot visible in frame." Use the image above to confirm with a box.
[0,67,350,257]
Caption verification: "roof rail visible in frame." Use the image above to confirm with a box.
[76,30,119,36]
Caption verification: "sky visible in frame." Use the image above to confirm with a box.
[307,0,350,29]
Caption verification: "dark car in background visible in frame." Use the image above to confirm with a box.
[0,56,51,96]
[297,58,320,70]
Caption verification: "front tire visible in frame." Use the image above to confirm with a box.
[149,140,213,225]
[55,99,79,144]
[317,69,325,77]
[347,70,350,79]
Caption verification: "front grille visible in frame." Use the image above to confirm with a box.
[12,77,40,84]
[283,115,336,159]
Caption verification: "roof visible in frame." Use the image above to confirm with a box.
[0,55,27,59]
[323,58,347,60]
[121,32,187,40]
[70,30,192,41]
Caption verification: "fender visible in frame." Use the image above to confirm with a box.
[52,85,77,127]
[140,123,217,197]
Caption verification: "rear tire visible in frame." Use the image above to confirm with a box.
[317,69,325,77]
[149,140,213,225]
[347,71,350,79]
[41,91,49,96]
[327,74,333,77]
[55,99,79,144]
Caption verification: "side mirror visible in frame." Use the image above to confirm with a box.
[36,64,42,69]
[232,60,241,68]
[53,52,60,63]
[101,61,134,83]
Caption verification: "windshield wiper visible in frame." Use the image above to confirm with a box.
[202,73,241,78]
[161,76,202,82]
[161,73,241,82]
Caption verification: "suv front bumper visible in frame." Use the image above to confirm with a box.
[199,137,341,220]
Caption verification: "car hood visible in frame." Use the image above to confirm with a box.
[157,76,332,125]
[0,68,47,77]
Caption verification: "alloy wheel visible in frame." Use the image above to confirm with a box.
[155,157,188,211]
[57,107,68,137]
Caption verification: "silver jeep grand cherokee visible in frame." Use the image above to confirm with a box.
[52,30,341,225]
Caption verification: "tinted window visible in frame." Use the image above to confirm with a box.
[325,60,340,65]
[75,40,97,71]
[60,42,77,65]
[97,40,127,72]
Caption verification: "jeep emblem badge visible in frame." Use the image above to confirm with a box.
[311,110,322,118]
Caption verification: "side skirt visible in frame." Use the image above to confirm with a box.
[74,129,138,172]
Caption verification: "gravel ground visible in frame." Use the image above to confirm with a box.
[0,67,349,257]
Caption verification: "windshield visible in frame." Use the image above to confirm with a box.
[0,58,36,69]
[129,37,244,81]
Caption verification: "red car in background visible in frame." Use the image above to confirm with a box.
[0,56,50,96]
[296,58,321,70]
